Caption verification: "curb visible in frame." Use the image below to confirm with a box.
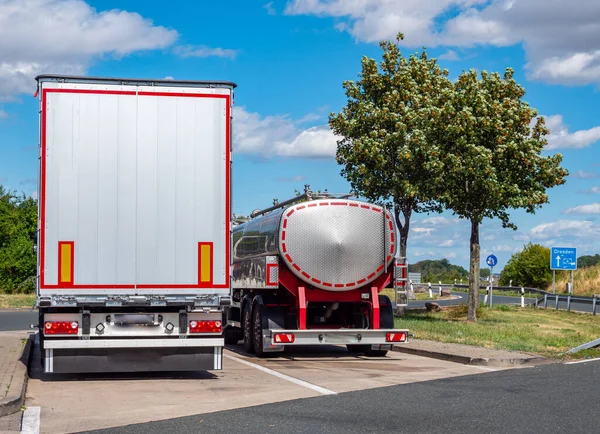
[391,345,551,367]
[0,333,34,418]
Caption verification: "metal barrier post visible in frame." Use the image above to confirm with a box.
[544,294,548,308]
[555,294,559,310]
[567,296,571,312]
[593,297,597,316]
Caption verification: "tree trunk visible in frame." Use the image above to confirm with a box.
[468,219,480,322]
[393,203,411,259]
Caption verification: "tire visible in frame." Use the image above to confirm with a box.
[346,344,364,353]
[242,303,254,353]
[364,295,394,357]
[252,303,266,358]
[224,326,242,345]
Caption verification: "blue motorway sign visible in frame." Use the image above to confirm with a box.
[486,254,498,268]
[550,247,577,270]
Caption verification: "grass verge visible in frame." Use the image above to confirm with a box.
[0,294,36,309]
[396,304,600,360]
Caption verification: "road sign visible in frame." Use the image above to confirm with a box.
[408,272,421,284]
[486,254,498,267]
[550,247,577,270]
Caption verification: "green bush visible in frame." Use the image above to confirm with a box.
[499,243,567,289]
[0,186,37,294]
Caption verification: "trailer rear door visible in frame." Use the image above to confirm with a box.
[37,77,233,296]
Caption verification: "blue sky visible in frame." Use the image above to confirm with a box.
[1,0,599,270]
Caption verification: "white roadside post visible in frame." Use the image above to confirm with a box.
[439,281,442,296]
[521,287,525,308]
[428,282,433,298]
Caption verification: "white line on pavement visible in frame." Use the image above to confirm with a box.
[224,354,337,396]
[21,406,40,434]
[564,357,600,365]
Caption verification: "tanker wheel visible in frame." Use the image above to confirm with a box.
[242,304,254,353]
[364,295,395,357]
[224,326,242,345]
[252,303,270,358]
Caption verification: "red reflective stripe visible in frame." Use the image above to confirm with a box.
[282,231,286,241]
[301,271,310,279]
[357,279,366,284]
[360,205,370,209]
[308,203,317,207]
[297,205,306,210]
[334,284,344,288]
[287,209,295,217]
[349,203,359,207]
[293,264,301,271]
[285,254,293,263]
[282,243,287,253]
[283,219,288,229]
[346,282,356,287]
[371,286,380,329]
[389,221,393,231]
[331,202,346,206]
[311,278,322,284]
[376,265,384,272]
[322,282,333,287]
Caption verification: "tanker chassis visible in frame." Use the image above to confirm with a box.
[224,188,409,357]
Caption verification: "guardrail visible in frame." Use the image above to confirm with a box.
[407,282,599,315]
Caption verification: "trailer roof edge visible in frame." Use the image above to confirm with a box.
[35,74,237,89]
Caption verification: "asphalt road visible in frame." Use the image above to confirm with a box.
[0,309,37,331]
[81,358,600,434]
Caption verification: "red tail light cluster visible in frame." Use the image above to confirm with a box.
[386,332,407,343]
[189,320,222,333]
[273,333,295,343]
[44,321,78,335]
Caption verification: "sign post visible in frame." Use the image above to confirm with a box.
[550,247,577,294]
[486,254,498,308]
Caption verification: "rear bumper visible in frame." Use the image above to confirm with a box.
[268,329,409,346]
[43,338,223,373]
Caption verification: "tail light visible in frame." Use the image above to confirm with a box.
[44,321,78,335]
[386,332,407,343]
[189,320,222,333]
[273,333,295,343]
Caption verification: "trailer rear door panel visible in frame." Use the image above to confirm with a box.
[39,82,231,295]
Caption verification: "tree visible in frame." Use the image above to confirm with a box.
[329,33,452,258]
[499,243,565,288]
[0,185,37,293]
[435,68,568,321]
[578,254,600,268]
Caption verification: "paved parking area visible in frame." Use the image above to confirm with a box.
[22,339,513,433]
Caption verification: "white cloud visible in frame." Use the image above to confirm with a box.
[164,76,175,80]
[563,203,600,215]
[0,108,6,118]
[439,50,460,61]
[0,0,178,101]
[543,115,600,150]
[493,244,513,252]
[264,2,276,15]
[438,240,454,247]
[31,191,38,200]
[413,228,435,234]
[446,252,457,259]
[276,175,307,182]
[285,0,600,85]
[579,186,600,194]
[233,106,339,158]
[571,170,599,179]
[530,220,600,240]
[173,45,238,60]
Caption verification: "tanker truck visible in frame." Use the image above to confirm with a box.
[224,186,409,357]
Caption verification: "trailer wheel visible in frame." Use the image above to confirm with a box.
[346,345,363,353]
[364,295,394,357]
[242,303,254,353]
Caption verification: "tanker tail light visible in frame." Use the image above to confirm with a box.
[273,333,295,343]
[386,332,407,343]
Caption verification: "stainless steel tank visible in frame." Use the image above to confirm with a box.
[233,199,396,291]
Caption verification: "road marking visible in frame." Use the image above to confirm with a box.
[564,357,600,365]
[224,354,337,395]
[21,406,40,434]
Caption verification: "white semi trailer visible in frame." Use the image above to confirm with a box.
[33,74,235,373]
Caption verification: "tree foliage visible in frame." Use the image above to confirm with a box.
[408,258,468,283]
[499,243,567,288]
[578,254,600,268]
[434,68,568,321]
[0,185,37,293]
[329,33,451,258]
